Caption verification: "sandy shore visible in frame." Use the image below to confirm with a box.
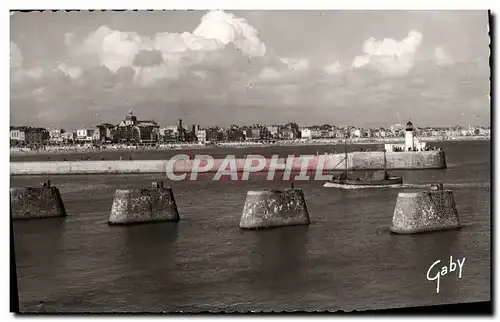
[9,136,489,157]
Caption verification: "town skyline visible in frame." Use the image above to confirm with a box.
[10,109,491,133]
[10,109,491,134]
[11,10,490,129]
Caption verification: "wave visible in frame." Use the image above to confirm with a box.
[402,182,490,189]
[56,183,112,194]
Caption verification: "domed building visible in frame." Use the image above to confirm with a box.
[112,110,159,143]
[123,110,137,126]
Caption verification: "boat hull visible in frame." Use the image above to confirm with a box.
[323,177,403,189]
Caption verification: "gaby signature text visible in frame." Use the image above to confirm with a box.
[426,256,465,294]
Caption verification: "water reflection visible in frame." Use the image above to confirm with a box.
[387,229,462,301]
[123,222,180,270]
[13,217,67,311]
[118,222,180,310]
[250,225,310,295]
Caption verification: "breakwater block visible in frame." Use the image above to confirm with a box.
[239,188,310,229]
[390,183,460,234]
[10,180,66,220]
[108,181,180,225]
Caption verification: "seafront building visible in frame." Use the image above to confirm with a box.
[301,128,312,139]
[225,126,245,142]
[112,111,159,144]
[10,126,50,145]
[266,126,279,138]
[93,123,115,143]
[61,132,76,142]
[9,115,491,148]
[159,125,179,143]
[245,128,261,141]
[49,129,66,143]
[196,129,207,143]
[76,128,95,142]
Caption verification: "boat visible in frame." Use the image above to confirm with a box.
[323,141,403,189]
[323,171,403,188]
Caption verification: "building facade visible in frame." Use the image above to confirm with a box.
[159,127,178,143]
[93,123,115,143]
[10,127,26,142]
[300,128,311,139]
[205,127,222,142]
[226,127,245,141]
[61,132,76,142]
[196,129,207,143]
[112,111,159,143]
[76,128,95,142]
[49,129,66,143]
[10,126,49,145]
[136,122,159,143]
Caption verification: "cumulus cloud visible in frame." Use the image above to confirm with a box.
[58,62,83,79]
[64,32,75,47]
[10,41,23,68]
[10,42,49,83]
[192,70,208,80]
[25,67,44,80]
[352,55,370,69]
[62,10,267,86]
[10,12,490,128]
[80,25,149,73]
[133,64,181,87]
[259,67,282,79]
[192,10,266,57]
[32,87,45,96]
[280,57,309,71]
[255,57,311,82]
[132,49,164,67]
[433,46,455,66]
[352,30,423,75]
[323,61,343,74]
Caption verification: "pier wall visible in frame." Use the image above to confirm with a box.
[350,150,447,170]
[10,160,166,175]
[10,151,446,175]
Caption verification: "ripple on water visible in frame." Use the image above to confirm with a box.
[56,183,112,194]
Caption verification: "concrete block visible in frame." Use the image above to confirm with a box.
[10,181,66,219]
[391,184,460,234]
[240,188,310,229]
[108,182,179,225]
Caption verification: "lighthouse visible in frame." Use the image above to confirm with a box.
[405,121,414,151]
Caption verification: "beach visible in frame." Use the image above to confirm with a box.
[9,136,490,158]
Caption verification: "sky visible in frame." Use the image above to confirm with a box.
[10,10,490,130]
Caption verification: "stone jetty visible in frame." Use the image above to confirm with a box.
[10,180,66,219]
[391,183,461,234]
[239,188,310,229]
[10,150,446,176]
[108,181,180,225]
